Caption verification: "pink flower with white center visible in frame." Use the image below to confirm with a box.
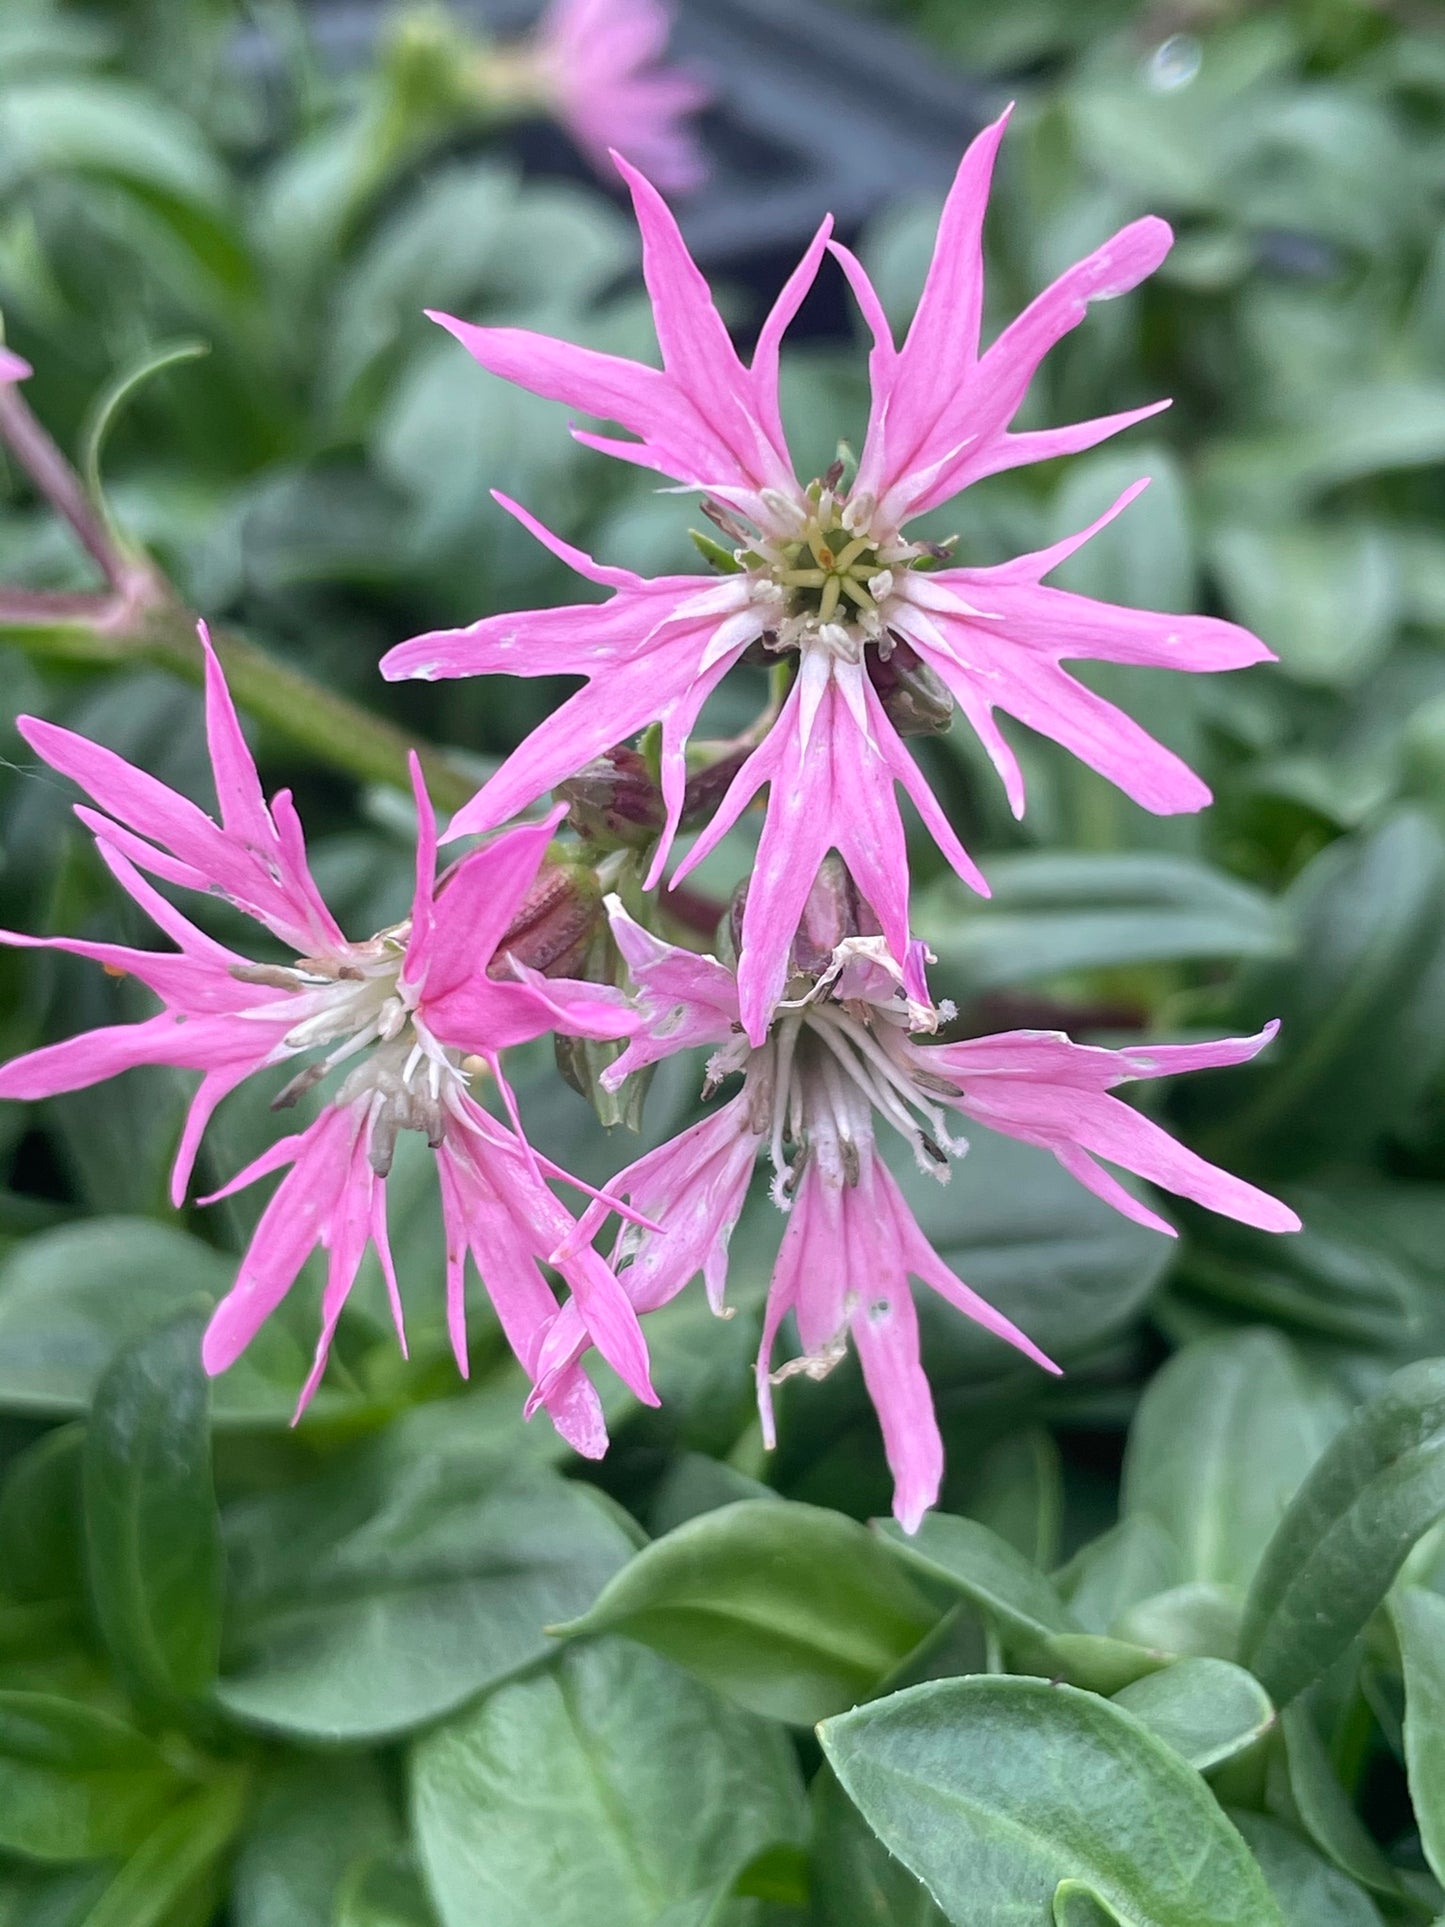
[529,0,708,193]
[0,630,657,1442]
[535,890,1300,1531]
[382,109,1273,1046]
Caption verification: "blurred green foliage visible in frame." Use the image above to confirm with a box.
[1,0,1445,1920]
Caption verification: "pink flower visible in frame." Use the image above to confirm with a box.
[0,348,31,385]
[530,0,708,194]
[537,892,1298,1531]
[0,629,656,1440]
[382,110,1271,1045]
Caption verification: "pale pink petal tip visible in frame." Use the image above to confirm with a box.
[0,348,32,385]
[200,1307,244,1378]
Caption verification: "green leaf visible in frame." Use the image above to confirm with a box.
[810,1769,947,1927]
[874,1511,1077,1645]
[1274,1703,1405,1902]
[1240,1358,1445,1706]
[411,1638,806,1927]
[0,1865,112,1927]
[230,1758,399,1927]
[0,79,227,207]
[913,851,1284,994]
[1122,1330,1347,1590]
[819,1676,1283,1926]
[1211,521,1400,687]
[215,1419,635,1740]
[877,1512,1164,1694]
[1110,1658,1274,1773]
[0,1219,314,1424]
[1172,1185,1420,1348]
[1056,1518,1181,1636]
[1176,813,1445,1177]
[1393,1587,1445,1888]
[82,1305,222,1715]
[72,1771,248,1927]
[0,77,249,297]
[1112,1584,1242,1664]
[0,1693,186,1860]
[1229,1813,1385,1927]
[334,1852,436,1927]
[0,1424,84,1605]
[554,1500,938,1725]
[952,1427,1063,1569]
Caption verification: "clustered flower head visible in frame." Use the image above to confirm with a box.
[1,114,1302,1528]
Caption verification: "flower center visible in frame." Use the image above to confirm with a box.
[708,473,950,666]
[769,502,895,636]
[720,993,966,1208]
[234,925,470,1174]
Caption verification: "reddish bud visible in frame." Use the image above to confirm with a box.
[729,853,881,984]
[491,859,603,980]
[558,747,667,850]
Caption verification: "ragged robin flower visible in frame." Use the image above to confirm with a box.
[0,628,656,1444]
[382,108,1273,1045]
[532,867,1300,1530]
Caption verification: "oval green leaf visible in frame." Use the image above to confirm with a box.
[555,1499,938,1726]
[1122,1329,1347,1591]
[0,1219,316,1425]
[216,1424,635,1741]
[82,1304,222,1716]
[411,1638,806,1927]
[1111,1658,1274,1773]
[1240,1357,1445,1706]
[819,1676,1284,1927]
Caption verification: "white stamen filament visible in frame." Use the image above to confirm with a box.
[735,965,968,1202]
[239,922,473,1174]
[723,473,948,673]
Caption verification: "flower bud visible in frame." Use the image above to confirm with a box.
[558,748,667,851]
[869,637,954,738]
[490,858,604,981]
[728,853,882,986]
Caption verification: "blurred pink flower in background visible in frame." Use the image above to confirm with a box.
[384,110,1272,1046]
[530,0,708,193]
[0,348,30,384]
[0,629,655,1441]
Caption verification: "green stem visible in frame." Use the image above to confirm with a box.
[0,373,477,816]
[1,602,477,817]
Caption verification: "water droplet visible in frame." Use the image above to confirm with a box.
[1144,33,1201,93]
